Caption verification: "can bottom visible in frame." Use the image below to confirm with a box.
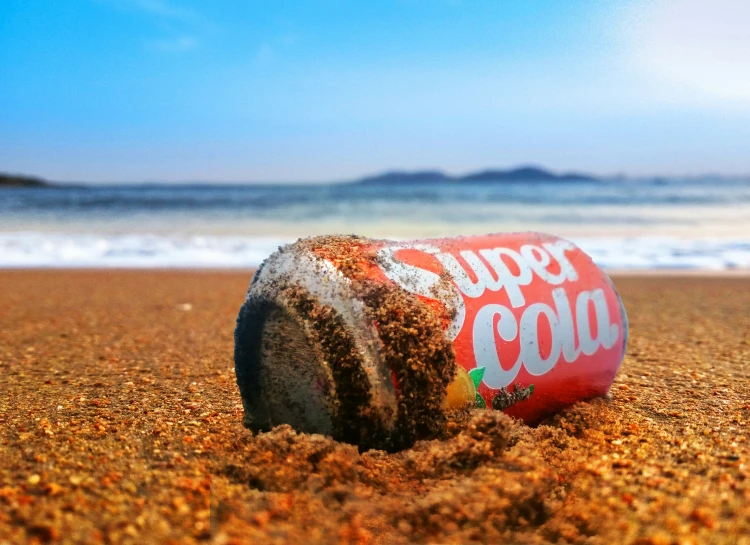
[261,303,336,435]
[235,296,335,436]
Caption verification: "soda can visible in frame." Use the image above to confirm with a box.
[234,233,628,450]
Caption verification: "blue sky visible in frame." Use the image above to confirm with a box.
[1,0,749,182]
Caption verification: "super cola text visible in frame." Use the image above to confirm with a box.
[378,240,621,389]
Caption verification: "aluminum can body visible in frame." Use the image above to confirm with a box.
[235,232,628,449]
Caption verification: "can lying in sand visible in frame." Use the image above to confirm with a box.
[234,233,628,450]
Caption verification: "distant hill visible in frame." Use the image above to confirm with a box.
[353,166,598,185]
[0,173,51,188]
[462,166,597,182]
[354,170,452,185]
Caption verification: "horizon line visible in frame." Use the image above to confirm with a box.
[3,166,750,186]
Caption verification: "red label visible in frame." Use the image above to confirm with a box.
[374,232,627,423]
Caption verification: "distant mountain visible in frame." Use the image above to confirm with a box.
[462,166,597,182]
[352,166,599,185]
[0,173,51,188]
[353,170,451,185]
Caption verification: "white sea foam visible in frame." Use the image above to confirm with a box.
[0,232,748,271]
[573,238,750,271]
[0,233,294,269]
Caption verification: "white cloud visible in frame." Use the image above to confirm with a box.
[129,0,192,19]
[145,35,198,52]
[621,0,750,105]
[96,0,200,22]
[96,0,208,53]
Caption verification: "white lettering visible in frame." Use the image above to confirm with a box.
[576,289,619,355]
[518,302,561,376]
[380,240,579,308]
[542,240,579,282]
[553,287,580,362]
[377,245,466,340]
[473,304,520,389]
[475,288,620,389]
[376,239,620,387]
[477,248,532,308]
[435,251,492,299]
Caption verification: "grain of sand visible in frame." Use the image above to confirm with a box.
[0,271,748,544]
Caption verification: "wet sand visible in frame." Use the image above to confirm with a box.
[0,271,748,544]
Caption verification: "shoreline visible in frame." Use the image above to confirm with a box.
[607,268,750,277]
[2,266,750,277]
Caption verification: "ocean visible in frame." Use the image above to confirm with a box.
[2,178,749,270]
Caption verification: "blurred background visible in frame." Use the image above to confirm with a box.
[1,0,748,269]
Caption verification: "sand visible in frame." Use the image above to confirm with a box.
[0,270,748,544]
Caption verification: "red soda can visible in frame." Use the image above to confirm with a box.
[235,233,628,450]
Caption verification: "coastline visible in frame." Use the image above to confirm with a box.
[0,270,748,543]
[1,235,749,271]
[3,266,750,276]
[608,268,750,277]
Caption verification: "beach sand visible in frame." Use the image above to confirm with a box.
[0,271,748,544]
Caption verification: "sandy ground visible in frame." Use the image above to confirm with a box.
[0,270,748,544]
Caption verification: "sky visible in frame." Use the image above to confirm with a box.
[1,0,749,183]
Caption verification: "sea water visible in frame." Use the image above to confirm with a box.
[1,178,749,270]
